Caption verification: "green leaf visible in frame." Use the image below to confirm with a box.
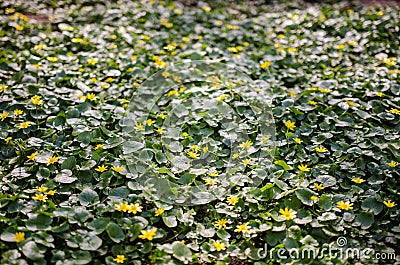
[55,169,77,184]
[361,197,383,215]
[80,232,102,251]
[295,188,317,206]
[216,229,231,240]
[106,223,125,243]
[79,188,99,206]
[129,224,142,241]
[274,160,291,171]
[172,241,192,263]
[355,212,374,229]
[26,214,52,231]
[88,218,110,234]
[318,195,332,211]
[61,157,76,170]
[261,183,274,191]
[316,175,336,187]
[21,241,44,260]
[162,216,177,228]
[317,212,337,221]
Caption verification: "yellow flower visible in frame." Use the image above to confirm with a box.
[95,165,108,172]
[209,172,219,177]
[227,196,239,206]
[18,121,32,129]
[31,95,44,105]
[382,57,396,66]
[234,223,250,234]
[288,47,297,53]
[114,203,129,212]
[213,241,226,251]
[187,151,199,159]
[47,190,57,196]
[37,187,48,193]
[60,25,73,31]
[155,60,168,68]
[77,94,86,101]
[0,84,7,92]
[239,140,253,149]
[241,158,251,165]
[14,232,25,243]
[113,255,126,264]
[6,8,15,14]
[218,94,227,101]
[347,41,358,46]
[214,219,228,229]
[261,137,270,144]
[94,144,103,150]
[308,100,317,105]
[32,194,48,202]
[345,100,356,107]
[313,183,325,191]
[111,166,124,173]
[388,161,398,167]
[298,164,310,172]
[5,137,12,143]
[168,90,179,97]
[293,138,302,144]
[232,153,239,159]
[283,120,296,131]
[311,196,318,201]
[205,179,216,186]
[228,47,238,53]
[127,203,143,214]
[191,145,200,152]
[315,146,327,153]
[202,6,211,12]
[260,61,272,69]
[47,156,58,166]
[146,119,156,126]
[0,112,9,121]
[14,25,23,31]
[155,208,164,216]
[182,132,189,138]
[87,58,99,65]
[13,109,23,116]
[86,93,96,101]
[203,146,208,154]
[136,124,145,131]
[158,113,167,119]
[389,108,400,115]
[279,207,295,220]
[336,44,345,50]
[383,200,397,208]
[318,88,332,93]
[138,228,157,241]
[336,201,353,211]
[155,128,163,134]
[47,56,59,62]
[376,10,384,16]
[351,178,366,184]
